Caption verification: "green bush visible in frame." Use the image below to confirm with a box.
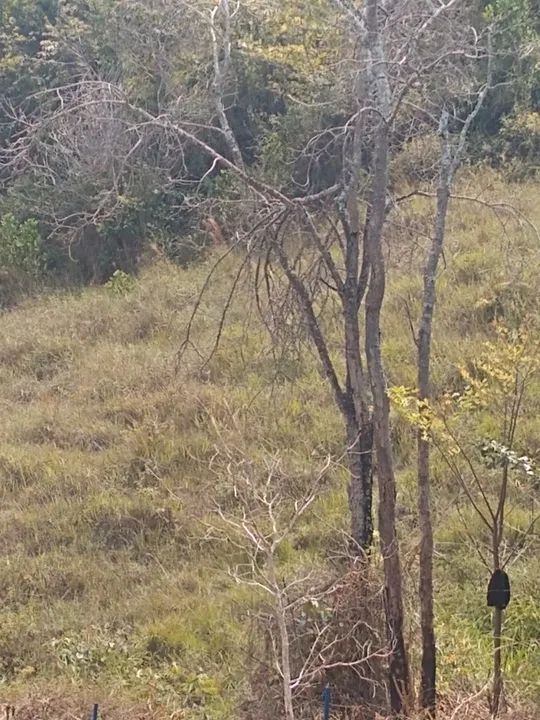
[0,213,46,277]
[105,269,136,295]
[391,134,441,183]
[482,110,540,177]
[501,111,540,163]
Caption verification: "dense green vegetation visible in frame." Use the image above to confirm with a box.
[0,0,539,285]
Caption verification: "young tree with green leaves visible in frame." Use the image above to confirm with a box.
[391,326,540,716]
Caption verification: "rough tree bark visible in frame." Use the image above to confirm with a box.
[274,239,373,551]
[342,41,375,554]
[346,414,374,552]
[365,0,411,713]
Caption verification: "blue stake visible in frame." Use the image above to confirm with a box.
[322,684,331,720]
[91,704,99,720]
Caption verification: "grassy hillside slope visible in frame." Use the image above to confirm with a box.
[0,171,538,718]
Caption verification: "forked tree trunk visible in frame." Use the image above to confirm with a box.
[342,39,374,554]
[275,242,374,552]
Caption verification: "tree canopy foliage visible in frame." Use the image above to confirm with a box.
[0,0,538,282]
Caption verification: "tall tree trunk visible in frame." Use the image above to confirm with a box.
[416,112,452,716]
[370,369,411,713]
[365,2,410,712]
[366,281,411,713]
[342,35,374,554]
[416,58,493,703]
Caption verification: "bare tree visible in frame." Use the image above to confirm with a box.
[207,448,388,720]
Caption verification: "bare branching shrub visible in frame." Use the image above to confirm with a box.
[206,447,389,720]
